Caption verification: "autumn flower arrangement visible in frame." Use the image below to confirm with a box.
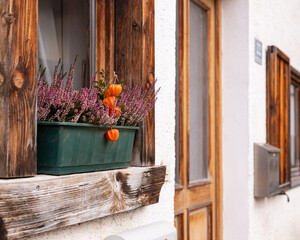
[37,60,159,142]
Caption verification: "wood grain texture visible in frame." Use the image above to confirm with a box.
[115,0,155,167]
[174,211,184,240]
[266,46,291,187]
[96,0,106,72]
[115,0,133,84]
[188,206,209,240]
[215,0,223,239]
[0,0,38,178]
[175,0,221,239]
[141,0,155,166]
[105,0,115,81]
[0,166,166,240]
[96,0,115,81]
[115,0,143,86]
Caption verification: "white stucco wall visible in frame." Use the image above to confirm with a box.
[23,0,176,239]
[223,0,300,239]
[249,1,300,239]
[222,0,250,239]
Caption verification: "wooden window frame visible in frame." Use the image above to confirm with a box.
[290,67,300,186]
[0,0,165,239]
[267,46,300,190]
[0,0,155,178]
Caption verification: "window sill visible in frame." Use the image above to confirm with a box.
[0,166,166,240]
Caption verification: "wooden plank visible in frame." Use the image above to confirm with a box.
[188,207,208,240]
[105,0,115,81]
[114,0,144,167]
[0,0,38,178]
[215,0,223,239]
[131,0,143,86]
[115,0,133,84]
[96,0,106,73]
[141,0,155,166]
[0,166,166,240]
[174,211,184,240]
[114,0,155,167]
[266,46,291,187]
[177,0,185,187]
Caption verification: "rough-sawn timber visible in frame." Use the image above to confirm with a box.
[0,166,166,240]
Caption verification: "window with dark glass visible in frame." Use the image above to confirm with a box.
[188,1,208,182]
[38,0,95,89]
[37,0,155,165]
[175,0,209,186]
[267,46,300,189]
[290,68,300,185]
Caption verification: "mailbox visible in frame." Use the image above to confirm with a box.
[104,221,176,240]
[254,143,281,197]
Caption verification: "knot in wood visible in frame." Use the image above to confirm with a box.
[13,71,24,89]
[148,73,154,83]
[0,74,4,86]
[146,73,154,89]
[132,21,139,31]
[3,12,15,24]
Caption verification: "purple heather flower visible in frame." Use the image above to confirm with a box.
[37,63,159,126]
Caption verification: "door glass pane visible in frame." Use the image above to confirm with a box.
[189,1,208,182]
[38,0,94,89]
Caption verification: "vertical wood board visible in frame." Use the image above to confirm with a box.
[0,0,38,178]
[115,0,155,167]
[141,0,155,166]
[266,46,291,186]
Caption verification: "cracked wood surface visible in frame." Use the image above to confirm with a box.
[0,166,166,240]
[0,0,38,178]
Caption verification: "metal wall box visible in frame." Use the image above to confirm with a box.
[254,143,281,197]
[104,221,176,240]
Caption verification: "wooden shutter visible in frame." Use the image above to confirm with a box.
[266,46,291,187]
[96,0,155,166]
[0,0,38,178]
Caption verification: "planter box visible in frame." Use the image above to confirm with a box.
[37,122,138,175]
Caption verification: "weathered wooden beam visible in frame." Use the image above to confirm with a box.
[0,166,166,240]
[0,0,38,178]
[141,0,155,166]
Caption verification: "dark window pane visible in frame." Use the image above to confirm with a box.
[189,1,208,182]
[290,83,300,176]
[38,0,94,89]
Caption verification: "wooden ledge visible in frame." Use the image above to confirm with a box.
[0,166,166,240]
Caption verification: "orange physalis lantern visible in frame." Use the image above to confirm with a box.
[109,106,122,116]
[103,96,115,109]
[106,129,119,142]
[105,88,112,97]
[108,84,122,96]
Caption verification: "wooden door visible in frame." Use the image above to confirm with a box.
[174,0,222,239]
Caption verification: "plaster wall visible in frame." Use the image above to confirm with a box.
[222,0,250,239]
[249,1,300,239]
[23,0,176,239]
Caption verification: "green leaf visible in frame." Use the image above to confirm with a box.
[119,105,126,112]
